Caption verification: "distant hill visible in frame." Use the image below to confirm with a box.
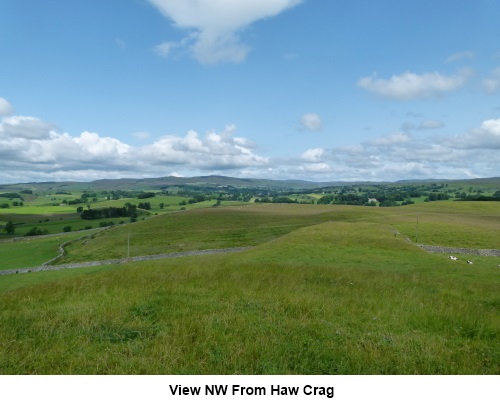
[0,175,498,194]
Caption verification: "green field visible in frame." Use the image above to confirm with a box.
[0,230,98,271]
[0,199,499,374]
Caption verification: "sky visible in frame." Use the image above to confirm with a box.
[1,0,499,184]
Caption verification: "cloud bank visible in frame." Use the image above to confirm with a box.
[293,118,500,181]
[148,0,302,64]
[0,99,268,183]
[1,97,499,183]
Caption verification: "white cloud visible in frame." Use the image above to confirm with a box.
[446,118,500,149]
[302,162,330,173]
[481,118,500,136]
[140,125,268,169]
[1,106,499,184]
[148,0,302,64]
[300,113,322,132]
[0,97,13,116]
[73,131,132,161]
[300,148,325,162]
[483,68,500,94]
[0,114,269,183]
[357,69,471,100]
[0,116,55,139]
[287,118,500,181]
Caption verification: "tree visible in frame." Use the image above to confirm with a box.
[5,220,15,235]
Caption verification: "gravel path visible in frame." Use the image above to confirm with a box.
[0,247,250,276]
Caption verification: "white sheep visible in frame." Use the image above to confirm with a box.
[467,260,473,265]
[449,255,457,261]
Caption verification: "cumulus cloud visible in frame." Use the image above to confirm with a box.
[0,115,268,183]
[139,125,267,170]
[0,97,13,116]
[1,104,499,183]
[300,147,325,162]
[300,113,322,132]
[357,69,471,100]
[445,118,500,149]
[289,117,500,181]
[148,0,302,64]
[0,116,56,139]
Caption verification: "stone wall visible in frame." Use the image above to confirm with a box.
[0,247,249,276]
[418,245,500,257]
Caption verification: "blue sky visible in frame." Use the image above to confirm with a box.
[1,0,499,183]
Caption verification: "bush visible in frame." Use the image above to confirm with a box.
[138,192,155,199]
[25,227,49,236]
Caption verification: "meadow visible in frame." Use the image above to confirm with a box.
[0,200,499,374]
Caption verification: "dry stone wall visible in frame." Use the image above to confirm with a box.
[418,245,500,256]
[0,247,249,276]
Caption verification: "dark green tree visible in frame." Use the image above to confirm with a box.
[5,220,15,234]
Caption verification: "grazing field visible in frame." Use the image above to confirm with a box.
[56,202,500,263]
[0,200,499,374]
[0,230,97,271]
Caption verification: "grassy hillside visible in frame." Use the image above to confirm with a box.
[55,202,500,264]
[0,201,499,374]
[0,231,97,271]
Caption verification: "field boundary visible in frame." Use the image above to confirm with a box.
[418,245,500,256]
[0,247,250,276]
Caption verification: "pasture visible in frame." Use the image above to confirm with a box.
[0,200,499,374]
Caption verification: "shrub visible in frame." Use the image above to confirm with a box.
[25,227,49,236]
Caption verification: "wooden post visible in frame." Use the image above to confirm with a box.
[416,214,419,243]
[127,233,130,258]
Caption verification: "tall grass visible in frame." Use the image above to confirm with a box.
[0,220,498,374]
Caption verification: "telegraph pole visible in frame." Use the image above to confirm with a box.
[127,233,131,259]
[415,213,419,243]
